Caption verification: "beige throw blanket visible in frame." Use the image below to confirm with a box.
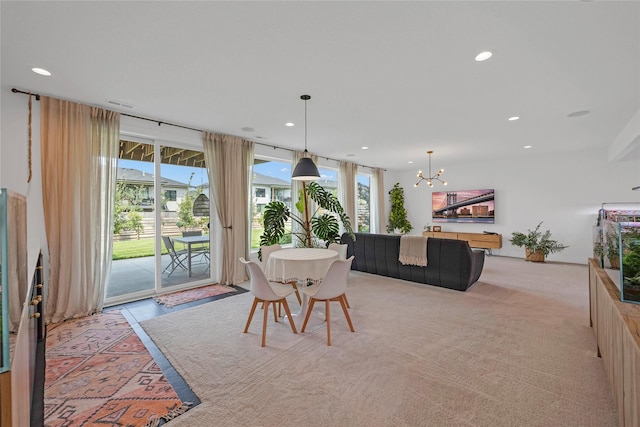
[399,235,428,266]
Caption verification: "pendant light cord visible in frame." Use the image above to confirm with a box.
[301,94,311,153]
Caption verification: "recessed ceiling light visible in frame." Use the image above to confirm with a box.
[475,51,493,62]
[408,161,414,164]
[241,127,255,132]
[285,122,295,127]
[32,67,51,76]
[361,146,369,150]
[346,154,355,157]
[567,110,590,118]
[524,145,533,149]
[508,116,520,121]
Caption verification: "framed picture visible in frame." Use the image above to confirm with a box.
[432,188,495,223]
[433,226,442,232]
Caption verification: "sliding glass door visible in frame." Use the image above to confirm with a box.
[105,139,214,305]
[159,145,211,288]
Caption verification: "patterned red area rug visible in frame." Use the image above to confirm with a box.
[153,283,236,308]
[44,311,190,427]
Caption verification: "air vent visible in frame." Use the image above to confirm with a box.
[105,99,134,109]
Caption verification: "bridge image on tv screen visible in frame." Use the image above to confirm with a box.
[432,189,495,223]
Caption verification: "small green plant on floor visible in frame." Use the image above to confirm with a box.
[510,221,567,262]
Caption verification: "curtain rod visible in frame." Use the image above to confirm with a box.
[11,87,382,171]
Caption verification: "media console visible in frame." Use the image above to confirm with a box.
[422,231,502,250]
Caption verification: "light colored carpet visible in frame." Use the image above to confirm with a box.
[140,256,617,427]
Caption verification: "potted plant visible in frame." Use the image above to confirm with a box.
[509,221,568,262]
[259,181,355,252]
[386,183,412,234]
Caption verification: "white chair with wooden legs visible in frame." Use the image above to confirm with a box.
[327,243,351,308]
[301,256,355,346]
[240,258,298,347]
[260,244,302,306]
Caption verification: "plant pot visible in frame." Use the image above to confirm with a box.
[608,256,620,270]
[525,248,545,262]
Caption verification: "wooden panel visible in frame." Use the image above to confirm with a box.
[596,280,625,426]
[0,371,11,426]
[622,316,640,427]
[589,260,598,329]
[589,258,640,427]
[10,280,36,427]
[458,233,502,249]
[422,231,502,249]
[422,231,458,240]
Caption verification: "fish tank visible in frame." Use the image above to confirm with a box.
[595,202,640,304]
[616,221,640,304]
[0,188,28,374]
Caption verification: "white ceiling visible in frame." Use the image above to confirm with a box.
[2,1,639,170]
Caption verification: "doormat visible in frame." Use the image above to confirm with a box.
[153,283,237,308]
[44,310,191,427]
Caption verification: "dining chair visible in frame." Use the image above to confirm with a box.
[328,242,348,259]
[162,236,188,277]
[327,242,351,307]
[260,244,301,306]
[240,257,298,347]
[259,243,282,270]
[300,256,355,346]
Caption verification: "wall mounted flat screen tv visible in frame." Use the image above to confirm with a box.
[432,188,495,224]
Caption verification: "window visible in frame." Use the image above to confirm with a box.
[317,167,338,197]
[252,159,293,249]
[357,174,371,233]
[164,190,177,201]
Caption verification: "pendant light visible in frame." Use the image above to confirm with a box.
[415,150,447,187]
[291,95,320,181]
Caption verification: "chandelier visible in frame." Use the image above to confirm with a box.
[415,150,447,187]
[291,94,320,181]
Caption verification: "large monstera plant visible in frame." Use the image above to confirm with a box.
[260,181,355,251]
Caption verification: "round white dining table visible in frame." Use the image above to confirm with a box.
[264,248,339,328]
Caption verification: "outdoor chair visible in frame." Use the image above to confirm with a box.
[162,236,188,277]
[301,256,355,346]
[240,257,298,347]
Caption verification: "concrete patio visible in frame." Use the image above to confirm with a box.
[107,253,211,299]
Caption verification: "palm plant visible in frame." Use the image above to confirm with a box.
[259,181,355,252]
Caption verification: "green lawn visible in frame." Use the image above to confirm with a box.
[112,237,167,260]
[250,227,292,248]
[113,228,291,260]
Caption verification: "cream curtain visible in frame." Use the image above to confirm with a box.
[339,161,357,233]
[372,167,386,233]
[41,96,119,323]
[203,132,254,284]
[291,151,319,246]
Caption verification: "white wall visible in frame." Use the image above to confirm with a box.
[1,91,46,274]
[385,149,640,264]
